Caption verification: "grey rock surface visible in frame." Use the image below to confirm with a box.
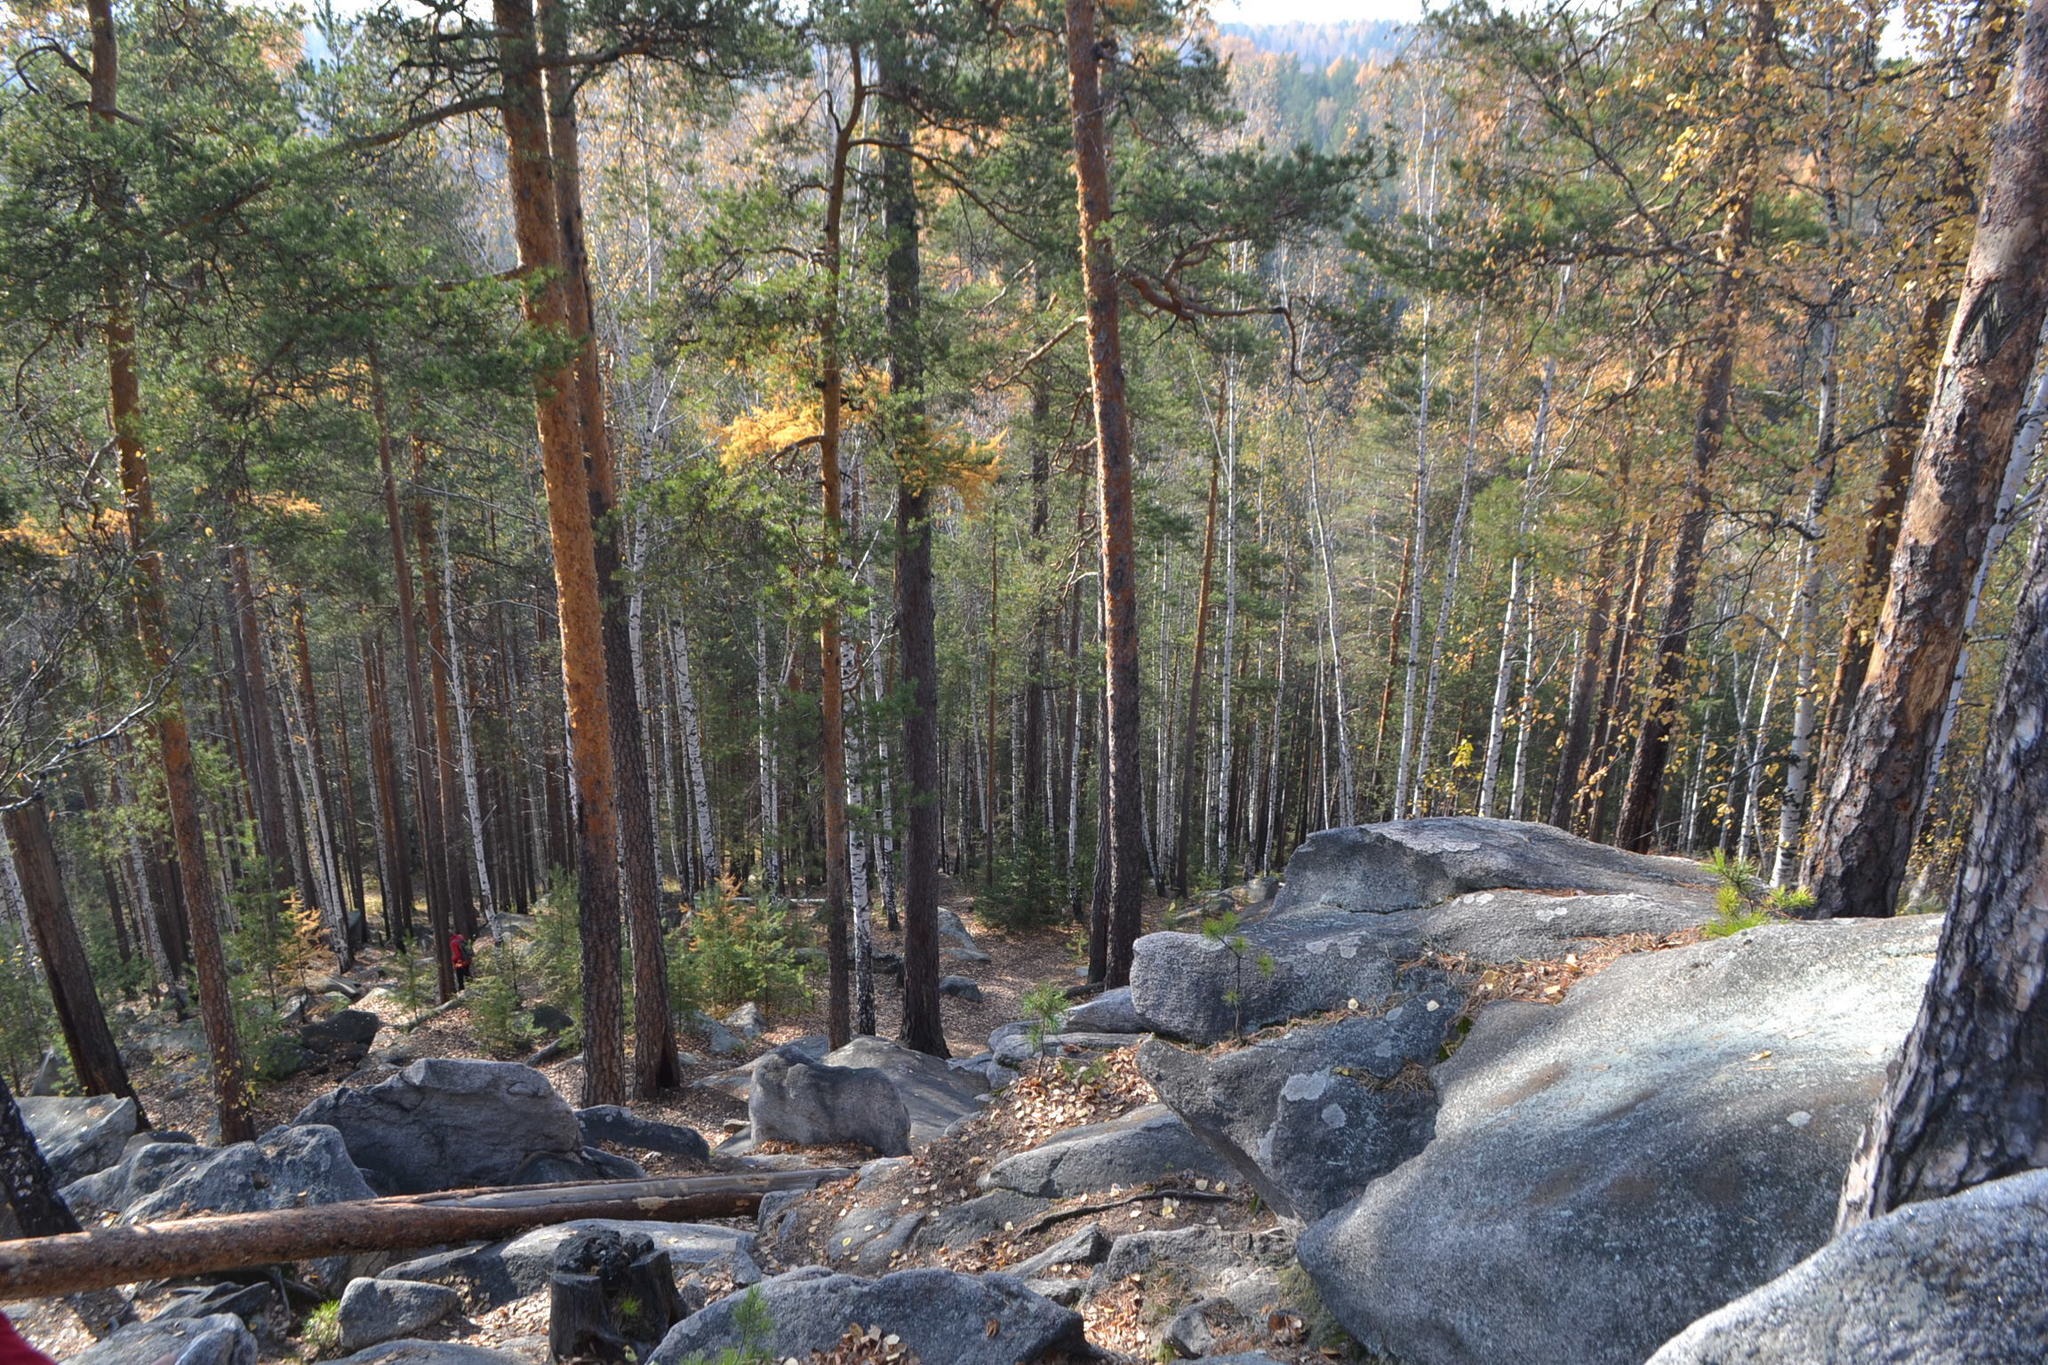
[66,1314,254,1365]
[823,1035,986,1146]
[1061,986,1152,1034]
[295,1059,601,1194]
[1269,817,1710,916]
[1298,916,1941,1365]
[1093,1226,1292,1318]
[329,1343,529,1365]
[684,1010,746,1057]
[120,1124,375,1290]
[982,1104,1234,1199]
[380,1221,757,1311]
[1133,889,1712,1045]
[648,1267,1087,1365]
[60,1139,211,1221]
[1138,982,1459,1220]
[336,1278,461,1351]
[574,1106,709,1160]
[914,1189,1051,1252]
[750,1046,910,1155]
[19,1095,138,1185]
[988,1022,1139,1068]
[1647,1168,2048,1365]
[939,975,984,1002]
[692,1036,828,1102]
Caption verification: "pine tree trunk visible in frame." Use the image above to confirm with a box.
[361,635,412,945]
[1173,443,1222,895]
[88,0,249,1143]
[1804,0,2048,918]
[1836,478,2048,1227]
[1614,0,1772,853]
[493,0,625,1104]
[4,796,140,1110]
[0,1066,81,1237]
[368,354,452,985]
[1066,0,1147,986]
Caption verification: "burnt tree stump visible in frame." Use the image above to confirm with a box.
[547,1228,683,1365]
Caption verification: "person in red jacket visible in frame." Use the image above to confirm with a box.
[448,932,471,990]
[0,1312,57,1365]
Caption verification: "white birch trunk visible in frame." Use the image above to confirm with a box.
[439,534,500,936]
[1304,412,1356,825]
[1415,317,1485,817]
[755,615,779,892]
[672,617,716,883]
[1480,359,1553,816]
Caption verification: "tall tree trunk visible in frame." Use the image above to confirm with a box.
[538,5,675,1094]
[361,635,412,944]
[225,546,295,913]
[1613,0,1772,852]
[1804,1,2048,918]
[1550,524,1618,828]
[1066,0,1147,986]
[438,535,501,940]
[4,795,140,1110]
[369,355,451,986]
[1214,359,1240,881]
[0,1067,82,1237]
[1303,413,1357,825]
[88,0,249,1143]
[1173,442,1222,895]
[493,0,625,1104]
[1481,359,1552,817]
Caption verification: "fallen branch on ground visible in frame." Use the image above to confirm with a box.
[0,1169,848,1300]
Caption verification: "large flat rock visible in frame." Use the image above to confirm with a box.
[1648,1168,2048,1365]
[981,1104,1234,1198]
[1298,917,1940,1365]
[1269,817,1710,916]
[1133,889,1714,1045]
[648,1267,1086,1365]
[20,1095,137,1185]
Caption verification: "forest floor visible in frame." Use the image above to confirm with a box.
[11,880,1195,1363]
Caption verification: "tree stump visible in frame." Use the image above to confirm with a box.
[546,1229,683,1365]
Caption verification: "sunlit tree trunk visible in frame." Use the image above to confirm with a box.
[1805,0,2048,918]
[1066,0,1147,985]
[1482,359,1552,817]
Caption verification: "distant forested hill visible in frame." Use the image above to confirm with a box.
[1218,19,1409,66]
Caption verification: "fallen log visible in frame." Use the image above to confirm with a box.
[0,1168,846,1301]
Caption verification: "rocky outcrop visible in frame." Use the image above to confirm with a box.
[981,1104,1234,1199]
[19,1094,137,1185]
[337,1278,462,1352]
[295,1059,634,1194]
[60,1139,210,1221]
[750,1046,912,1155]
[824,1036,987,1146]
[1297,916,1940,1365]
[1061,986,1152,1034]
[1647,1168,2048,1365]
[331,1344,528,1365]
[1138,977,1460,1219]
[118,1124,375,1290]
[648,1267,1087,1365]
[1269,817,1710,916]
[1133,819,1714,1044]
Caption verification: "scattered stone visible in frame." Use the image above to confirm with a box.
[296,1058,613,1194]
[684,1011,746,1057]
[823,1036,986,1147]
[1138,983,1458,1219]
[299,1009,383,1066]
[1647,1168,2048,1365]
[915,1190,1052,1253]
[331,1343,529,1365]
[1023,1277,1089,1307]
[381,1222,757,1312]
[1061,986,1152,1034]
[648,1267,1087,1365]
[19,1094,138,1184]
[1268,816,1710,916]
[987,1023,1135,1068]
[68,1314,255,1365]
[1298,917,1941,1365]
[28,1050,62,1095]
[982,1104,1235,1199]
[692,1036,828,1102]
[528,1004,574,1035]
[337,1278,462,1351]
[939,975,984,1002]
[574,1107,709,1161]
[1164,1296,1245,1359]
[750,1046,910,1155]
[1094,1226,1291,1319]
[722,1003,765,1040]
[152,1282,277,1327]
[1006,1224,1108,1279]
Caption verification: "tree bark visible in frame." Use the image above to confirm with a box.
[1065,0,1147,986]
[493,0,625,1103]
[4,795,139,1109]
[0,1170,848,1301]
[87,0,249,1144]
[1804,0,2048,918]
[1173,441,1222,895]
[0,1069,80,1238]
[1837,352,2048,1228]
